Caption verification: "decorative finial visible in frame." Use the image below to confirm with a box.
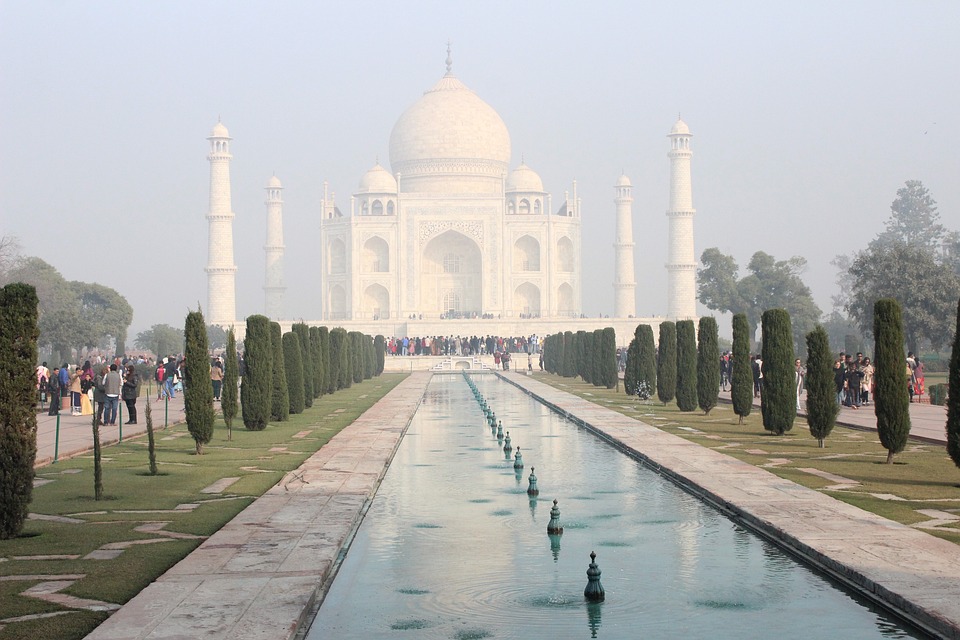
[446,40,453,74]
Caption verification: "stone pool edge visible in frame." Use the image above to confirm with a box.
[85,372,431,640]
[499,371,960,640]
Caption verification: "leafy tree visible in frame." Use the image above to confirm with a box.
[698,248,821,352]
[562,331,576,377]
[636,325,657,397]
[374,335,386,375]
[240,315,272,431]
[292,323,314,408]
[873,298,911,464]
[805,325,837,447]
[623,338,639,395]
[874,180,946,250]
[75,282,133,356]
[731,313,753,424]
[657,321,677,405]
[599,328,618,389]
[847,241,960,355]
[0,283,39,538]
[282,332,305,414]
[184,309,214,454]
[697,317,720,415]
[135,324,185,359]
[947,298,960,469]
[269,322,289,422]
[206,324,228,351]
[221,328,238,439]
[0,235,20,282]
[675,320,697,411]
[760,309,796,435]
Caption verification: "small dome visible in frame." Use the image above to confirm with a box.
[506,163,544,192]
[615,174,632,187]
[670,118,690,135]
[210,121,230,138]
[267,175,282,188]
[358,163,398,193]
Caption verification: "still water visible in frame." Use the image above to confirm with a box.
[306,374,922,639]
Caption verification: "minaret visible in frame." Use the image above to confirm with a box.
[666,117,697,320]
[264,175,285,319]
[206,120,237,327]
[613,174,636,317]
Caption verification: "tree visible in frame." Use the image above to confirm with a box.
[552,332,565,377]
[575,330,589,380]
[591,329,604,387]
[599,328,618,389]
[183,309,214,454]
[698,248,821,352]
[240,315,272,431]
[0,235,21,282]
[292,323,314,408]
[206,324,228,351]
[283,332,305,415]
[270,322,289,422]
[731,313,753,424]
[805,325,837,447]
[636,325,657,398]
[321,327,336,394]
[330,328,348,390]
[675,320,697,411]
[657,321,677,405]
[847,241,960,355]
[760,309,796,435]
[374,335,386,375]
[221,328,238,439]
[874,180,946,250]
[947,298,960,469]
[144,399,158,475]
[75,282,133,356]
[873,298,911,464]
[697,316,720,415]
[350,332,365,384]
[135,324,185,360]
[0,283,39,538]
[310,326,324,396]
[562,331,576,377]
[623,338,639,396]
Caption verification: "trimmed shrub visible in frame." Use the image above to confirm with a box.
[374,335,386,375]
[184,308,214,454]
[0,283,39,539]
[805,325,837,447]
[241,315,272,430]
[697,316,720,415]
[562,331,576,377]
[362,334,375,379]
[319,327,333,394]
[657,321,677,405]
[331,328,350,390]
[948,298,960,468]
[636,325,657,398]
[675,320,697,411]
[269,322,289,422]
[874,298,910,464]
[349,331,364,384]
[283,332,305,414]
[760,309,796,435]
[292,323,314,408]
[599,327,618,389]
[222,328,239,436]
[731,313,753,423]
[575,330,589,380]
[624,338,639,396]
[591,329,604,387]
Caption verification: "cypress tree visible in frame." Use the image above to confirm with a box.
[330,328,348,389]
[240,315,272,431]
[310,326,324,397]
[221,328,238,440]
[92,412,103,500]
[145,399,158,475]
[575,330,589,380]
[805,325,837,447]
[184,309,214,454]
[675,320,698,411]
[697,316,720,415]
[293,323,314,408]
[760,309,796,435]
[592,329,604,387]
[624,338,639,396]
[874,298,910,464]
[283,332,305,414]
[349,331,364,384]
[947,298,960,469]
[657,321,677,405]
[562,331,576,377]
[600,327,618,389]
[374,335,386,375]
[320,326,334,394]
[553,332,565,376]
[731,313,753,424]
[637,324,657,399]
[0,283,39,539]
[270,322,289,422]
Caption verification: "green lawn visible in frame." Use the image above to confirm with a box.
[0,374,407,640]
[535,373,960,545]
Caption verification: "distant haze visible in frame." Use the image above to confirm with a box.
[2,2,957,336]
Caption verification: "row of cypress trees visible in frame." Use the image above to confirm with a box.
[542,327,618,389]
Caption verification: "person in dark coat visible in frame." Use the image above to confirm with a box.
[122,364,140,424]
[47,367,61,416]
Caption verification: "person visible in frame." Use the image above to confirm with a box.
[93,365,108,424]
[156,359,167,401]
[860,357,874,406]
[122,364,140,424]
[210,358,223,401]
[913,358,925,402]
[36,361,49,405]
[501,350,511,371]
[834,358,846,405]
[752,355,763,398]
[494,351,501,369]
[794,358,805,412]
[163,357,178,398]
[844,361,862,409]
[59,363,70,408]
[47,367,61,416]
[68,365,83,415]
[103,363,122,426]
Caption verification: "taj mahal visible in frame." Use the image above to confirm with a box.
[204,49,698,343]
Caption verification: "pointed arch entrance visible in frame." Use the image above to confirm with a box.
[421,230,482,317]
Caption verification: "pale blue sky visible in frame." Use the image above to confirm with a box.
[2,1,957,334]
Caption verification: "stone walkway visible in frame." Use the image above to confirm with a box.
[85,372,431,640]
[504,372,960,639]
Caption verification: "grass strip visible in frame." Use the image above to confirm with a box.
[0,373,407,640]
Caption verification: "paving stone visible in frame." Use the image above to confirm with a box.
[10,555,80,561]
[83,550,124,560]
[201,477,241,494]
[28,513,85,524]
[291,430,312,439]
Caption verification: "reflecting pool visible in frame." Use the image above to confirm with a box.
[306,374,922,639]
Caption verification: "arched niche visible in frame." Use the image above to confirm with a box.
[557,236,574,272]
[421,230,482,316]
[513,282,541,316]
[362,236,389,273]
[513,235,540,272]
[363,283,389,320]
[329,284,346,320]
[328,238,346,275]
[557,282,574,317]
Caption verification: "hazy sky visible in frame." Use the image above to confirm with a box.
[2,1,958,337]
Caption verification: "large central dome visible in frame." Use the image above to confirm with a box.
[389,71,511,195]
